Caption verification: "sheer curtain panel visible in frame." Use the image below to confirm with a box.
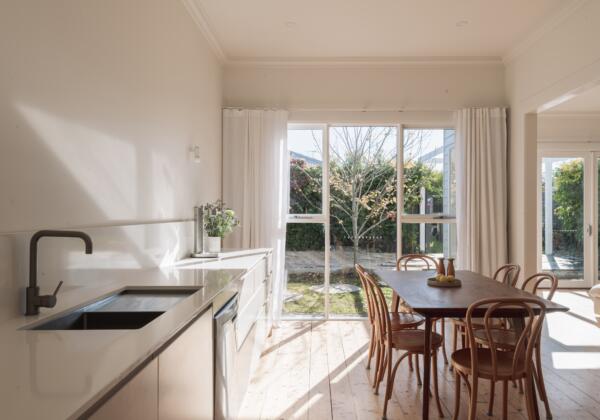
[455,108,508,277]
[222,109,289,325]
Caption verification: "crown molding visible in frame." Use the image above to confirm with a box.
[224,56,503,68]
[181,0,227,63]
[503,0,588,65]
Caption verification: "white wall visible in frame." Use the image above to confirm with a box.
[505,0,600,278]
[224,63,506,111]
[538,114,600,142]
[0,0,222,234]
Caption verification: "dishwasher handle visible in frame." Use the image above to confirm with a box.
[214,294,238,326]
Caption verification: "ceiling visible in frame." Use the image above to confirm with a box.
[192,0,578,61]
[547,84,600,113]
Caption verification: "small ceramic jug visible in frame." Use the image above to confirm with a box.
[447,258,456,278]
[437,257,446,276]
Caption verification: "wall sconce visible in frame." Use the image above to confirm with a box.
[189,145,202,163]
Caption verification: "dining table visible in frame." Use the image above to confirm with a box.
[373,269,569,420]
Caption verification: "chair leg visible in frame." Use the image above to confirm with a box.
[372,343,381,389]
[468,377,478,420]
[535,345,553,419]
[432,351,444,418]
[450,322,458,372]
[375,348,387,395]
[383,349,406,420]
[488,379,495,416]
[415,353,422,386]
[440,319,449,365]
[453,370,461,420]
[373,344,384,392]
[523,374,537,420]
[502,380,508,420]
[367,327,375,370]
[518,378,524,394]
[408,352,414,371]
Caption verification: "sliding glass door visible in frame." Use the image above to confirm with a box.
[284,124,456,319]
[538,152,594,288]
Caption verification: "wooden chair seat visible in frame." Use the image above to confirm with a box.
[451,348,526,380]
[391,329,442,353]
[391,312,425,330]
[473,328,518,349]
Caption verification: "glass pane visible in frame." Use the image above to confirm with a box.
[288,129,323,214]
[540,157,584,281]
[329,126,397,317]
[403,129,456,216]
[283,223,325,316]
[401,223,457,259]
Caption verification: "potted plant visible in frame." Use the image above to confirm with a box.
[203,200,239,253]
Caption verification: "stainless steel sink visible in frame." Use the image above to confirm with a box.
[25,287,201,331]
[29,311,165,330]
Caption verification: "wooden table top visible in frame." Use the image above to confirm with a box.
[374,269,569,318]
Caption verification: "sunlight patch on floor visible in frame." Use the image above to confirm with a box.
[551,352,600,369]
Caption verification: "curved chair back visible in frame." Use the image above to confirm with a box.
[355,264,375,324]
[493,264,521,287]
[396,254,439,271]
[362,269,393,343]
[466,297,546,380]
[522,272,558,301]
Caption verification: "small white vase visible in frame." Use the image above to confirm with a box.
[207,236,221,254]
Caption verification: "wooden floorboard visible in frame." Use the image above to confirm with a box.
[239,291,600,420]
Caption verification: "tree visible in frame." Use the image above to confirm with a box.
[552,159,584,253]
[329,127,397,264]
[287,127,444,261]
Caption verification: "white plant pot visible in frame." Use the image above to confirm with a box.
[207,236,221,254]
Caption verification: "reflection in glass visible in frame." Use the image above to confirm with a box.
[401,223,457,258]
[403,129,456,216]
[288,129,323,214]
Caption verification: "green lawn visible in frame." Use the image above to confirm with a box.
[283,270,394,316]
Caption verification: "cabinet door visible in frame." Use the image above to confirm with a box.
[90,358,158,420]
[158,308,213,420]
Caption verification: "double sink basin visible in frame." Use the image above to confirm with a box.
[26,287,201,331]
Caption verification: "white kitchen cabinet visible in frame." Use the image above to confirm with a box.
[158,307,214,420]
[90,358,158,420]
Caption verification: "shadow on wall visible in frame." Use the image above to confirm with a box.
[0,0,222,321]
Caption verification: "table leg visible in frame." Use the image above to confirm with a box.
[422,317,432,420]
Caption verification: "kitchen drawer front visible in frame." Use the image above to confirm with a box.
[235,282,265,350]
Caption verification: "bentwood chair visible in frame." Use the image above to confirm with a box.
[396,254,450,366]
[363,269,445,420]
[355,264,424,386]
[472,272,558,418]
[451,297,547,420]
[451,264,521,357]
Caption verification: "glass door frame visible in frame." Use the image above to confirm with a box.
[284,123,456,320]
[537,147,596,288]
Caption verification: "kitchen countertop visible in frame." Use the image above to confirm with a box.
[0,249,270,420]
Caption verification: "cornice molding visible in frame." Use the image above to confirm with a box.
[503,0,588,65]
[181,0,227,63]
[224,56,503,69]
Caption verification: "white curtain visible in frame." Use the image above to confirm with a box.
[222,109,289,325]
[455,108,508,277]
